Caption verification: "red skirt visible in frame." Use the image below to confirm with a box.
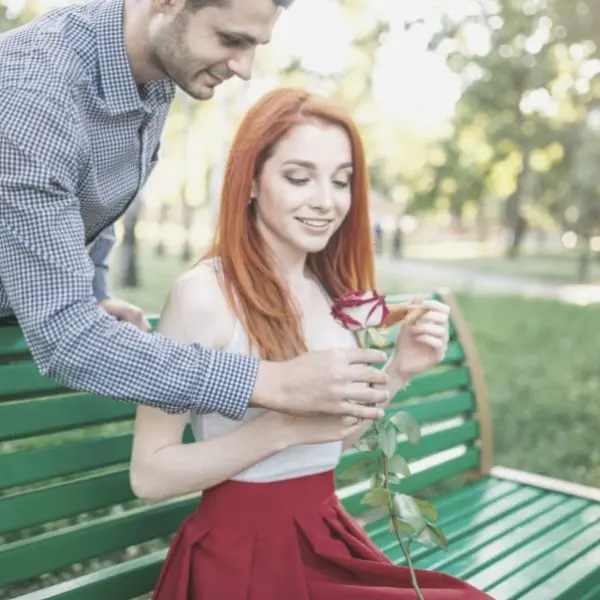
[151,470,493,599]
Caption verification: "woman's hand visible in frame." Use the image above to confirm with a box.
[387,297,450,381]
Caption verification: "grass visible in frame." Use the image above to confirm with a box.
[112,244,600,488]
[454,293,600,489]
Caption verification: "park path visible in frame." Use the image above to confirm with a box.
[376,257,600,306]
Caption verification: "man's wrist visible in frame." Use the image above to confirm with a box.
[249,360,282,411]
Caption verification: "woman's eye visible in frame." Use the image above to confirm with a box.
[333,180,350,189]
[285,175,309,186]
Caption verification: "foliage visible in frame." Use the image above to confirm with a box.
[336,326,448,600]
[457,291,600,489]
[414,0,600,260]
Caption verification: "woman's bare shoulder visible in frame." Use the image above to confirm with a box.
[158,259,236,349]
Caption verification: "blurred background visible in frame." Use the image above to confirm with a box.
[2,0,599,486]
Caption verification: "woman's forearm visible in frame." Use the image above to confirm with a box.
[131,416,289,501]
[342,364,408,450]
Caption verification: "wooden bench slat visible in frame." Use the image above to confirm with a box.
[413,477,517,519]
[483,519,600,599]
[400,447,481,495]
[13,550,166,600]
[382,486,546,561]
[519,554,600,600]
[0,498,196,587]
[392,366,471,404]
[440,340,465,365]
[0,361,64,399]
[0,395,135,442]
[341,447,481,516]
[458,503,600,589]
[447,496,592,581]
[0,433,133,489]
[0,325,30,358]
[388,390,475,424]
[363,478,517,540]
[418,492,568,571]
[578,578,600,600]
[0,469,134,535]
[337,420,479,486]
[370,480,540,559]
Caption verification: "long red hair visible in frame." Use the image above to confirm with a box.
[204,87,375,360]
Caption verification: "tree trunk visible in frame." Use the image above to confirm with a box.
[120,194,143,288]
[181,199,194,263]
[155,201,169,258]
[504,147,532,260]
[577,235,591,283]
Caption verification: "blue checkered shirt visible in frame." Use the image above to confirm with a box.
[0,0,258,417]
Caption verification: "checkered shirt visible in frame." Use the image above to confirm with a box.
[0,0,258,417]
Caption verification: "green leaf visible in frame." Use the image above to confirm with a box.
[370,473,385,489]
[395,494,426,534]
[337,457,375,481]
[361,487,391,508]
[388,517,415,537]
[378,423,397,458]
[414,527,438,549]
[428,524,449,550]
[414,498,438,521]
[354,432,378,452]
[414,524,448,550]
[393,412,421,445]
[388,473,402,485]
[388,454,411,477]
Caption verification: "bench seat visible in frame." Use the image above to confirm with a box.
[1,291,598,599]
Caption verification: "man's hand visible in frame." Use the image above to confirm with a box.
[251,348,390,421]
[98,298,151,331]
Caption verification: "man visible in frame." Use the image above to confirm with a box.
[0,0,389,421]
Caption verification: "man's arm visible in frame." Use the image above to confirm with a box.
[0,88,257,418]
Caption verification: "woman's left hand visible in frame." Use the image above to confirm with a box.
[388,297,450,381]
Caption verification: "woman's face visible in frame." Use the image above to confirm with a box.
[253,121,353,265]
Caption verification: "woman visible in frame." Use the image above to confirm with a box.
[130,88,492,599]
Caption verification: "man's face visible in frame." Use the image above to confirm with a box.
[149,0,281,100]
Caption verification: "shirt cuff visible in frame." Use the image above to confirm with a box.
[195,350,260,420]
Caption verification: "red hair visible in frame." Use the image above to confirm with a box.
[204,88,375,360]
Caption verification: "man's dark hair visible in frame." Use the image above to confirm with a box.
[185,0,294,10]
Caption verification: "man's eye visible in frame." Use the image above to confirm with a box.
[221,35,244,48]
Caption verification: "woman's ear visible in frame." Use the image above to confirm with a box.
[251,180,258,199]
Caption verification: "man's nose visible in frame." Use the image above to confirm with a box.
[227,48,256,82]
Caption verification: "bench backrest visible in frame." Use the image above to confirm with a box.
[0,291,492,599]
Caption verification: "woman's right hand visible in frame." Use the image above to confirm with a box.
[262,411,366,446]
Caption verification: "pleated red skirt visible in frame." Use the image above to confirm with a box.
[151,470,493,599]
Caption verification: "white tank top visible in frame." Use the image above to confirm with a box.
[188,268,358,483]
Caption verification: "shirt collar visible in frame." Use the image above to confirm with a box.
[90,0,175,115]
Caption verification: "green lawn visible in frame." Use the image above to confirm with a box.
[112,245,600,488]
[455,293,600,489]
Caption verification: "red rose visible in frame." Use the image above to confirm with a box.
[331,290,390,331]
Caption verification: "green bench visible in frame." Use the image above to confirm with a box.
[1,291,599,600]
